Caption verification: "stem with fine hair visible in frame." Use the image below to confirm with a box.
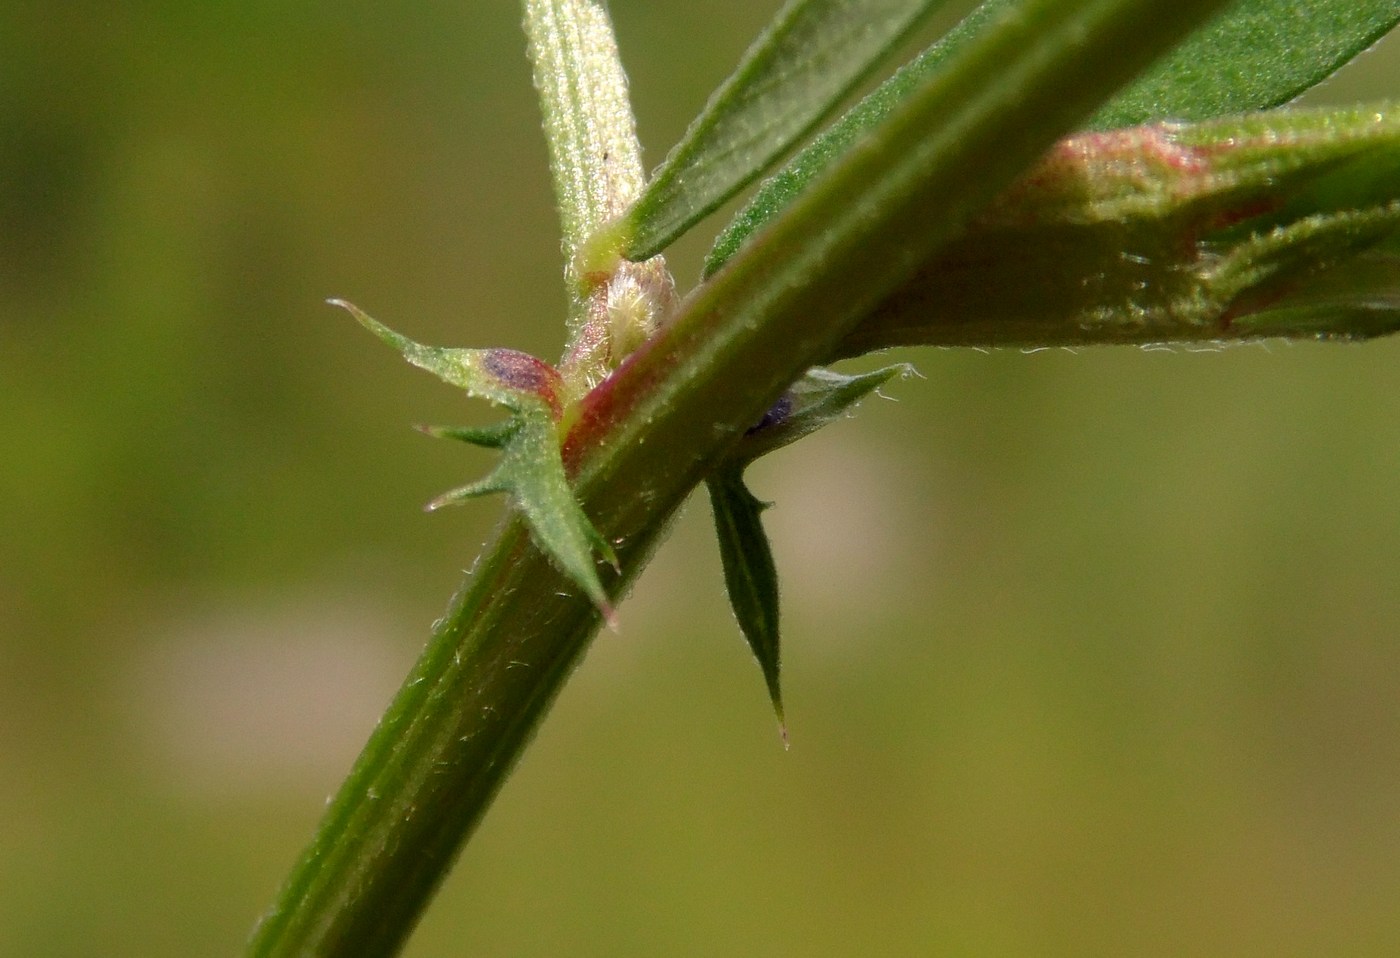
[246,1,1233,954]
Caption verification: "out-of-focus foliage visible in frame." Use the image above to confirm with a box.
[4,3,1400,956]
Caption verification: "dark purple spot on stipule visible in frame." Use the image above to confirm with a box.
[483,349,564,417]
[747,393,794,435]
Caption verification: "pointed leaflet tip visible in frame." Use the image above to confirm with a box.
[707,470,783,726]
[340,299,616,618]
[416,420,521,448]
[424,469,512,511]
[503,408,617,618]
[701,364,913,729]
[329,297,416,354]
[332,299,566,416]
[419,412,617,620]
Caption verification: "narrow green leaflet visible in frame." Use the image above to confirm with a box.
[332,300,618,622]
[836,105,1400,353]
[707,472,783,733]
[702,0,1016,277]
[424,410,619,623]
[707,365,907,734]
[703,0,1400,277]
[1090,0,1400,129]
[616,0,949,261]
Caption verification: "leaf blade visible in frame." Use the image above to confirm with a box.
[700,0,1014,278]
[1090,0,1400,129]
[703,0,1400,277]
[706,364,907,735]
[708,471,783,730]
[500,409,619,623]
[620,0,950,260]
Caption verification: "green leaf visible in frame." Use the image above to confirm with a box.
[706,363,907,738]
[834,105,1400,353]
[1089,0,1400,129]
[416,420,521,449]
[700,0,1019,278]
[331,299,568,416]
[333,300,617,622]
[707,471,784,736]
[428,407,620,624]
[702,0,1400,278]
[617,0,950,260]
[1212,206,1400,341]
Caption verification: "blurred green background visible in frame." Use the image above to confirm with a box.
[6,2,1400,955]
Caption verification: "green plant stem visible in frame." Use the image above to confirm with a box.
[247,0,1233,954]
[522,0,644,306]
[245,512,668,958]
[839,108,1400,354]
[525,0,676,396]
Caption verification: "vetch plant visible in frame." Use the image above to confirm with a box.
[247,1,1400,955]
